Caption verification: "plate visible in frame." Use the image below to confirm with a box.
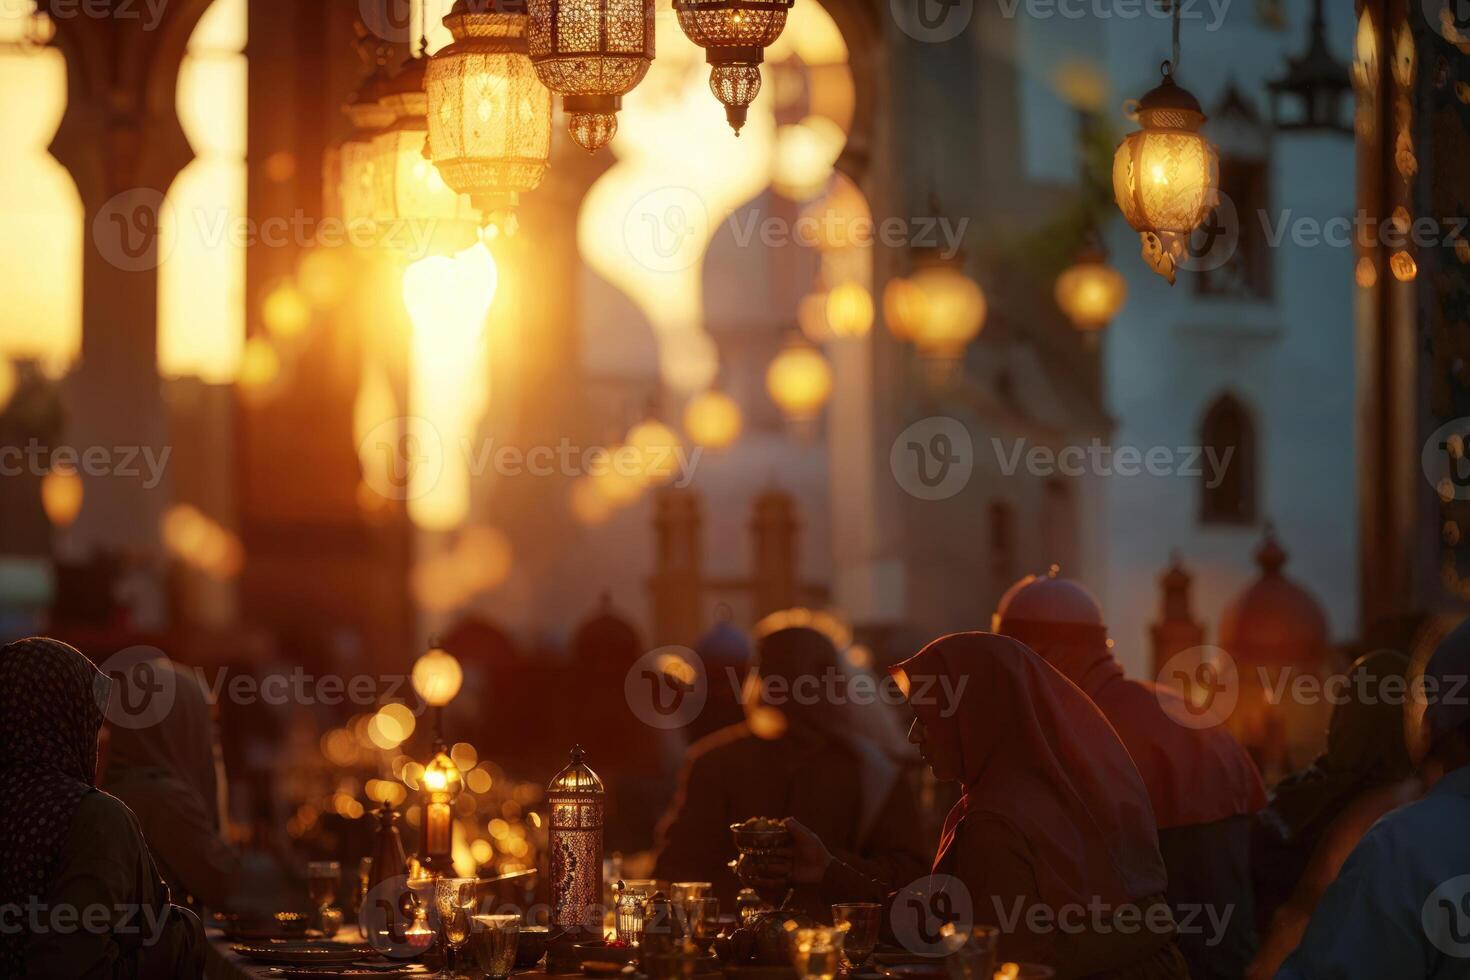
[232,941,382,965]
[265,969,429,979]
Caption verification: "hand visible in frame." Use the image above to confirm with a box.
[782,818,834,884]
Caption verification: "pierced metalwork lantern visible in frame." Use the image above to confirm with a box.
[426,0,554,236]
[339,44,396,229]
[527,0,656,152]
[372,53,480,238]
[547,746,605,937]
[420,745,463,877]
[1113,65,1219,284]
[1055,242,1126,338]
[673,0,794,134]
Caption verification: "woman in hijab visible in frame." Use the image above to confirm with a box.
[0,637,204,977]
[1246,649,1422,978]
[654,622,929,915]
[101,657,240,913]
[1278,618,1470,977]
[778,633,1187,979]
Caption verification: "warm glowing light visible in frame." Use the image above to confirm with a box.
[403,242,498,529]
[425,0,553,233]
[1355,256,1377,288]
[1054,254,1126,332]
[238,338,281,392]
[1114,70,1218,284]
[772,116,845,200]
[825,281,874,338]
[592,452,644,507]
[1390,252,1417,282]
[569,476,616,526]
[626,416,683,487]
[766,341,833,422]
[904,261,986,361]
[0,360,15,412]
[41,469,83,528]
[261,280,311,339]
[412,646,464,707]
[527,0,655,152]
[160,0,247,382]
[683,389,742,450]
[297,248,351,308]
[883,277,922,341]
[674,0,794,133]
[162,504,244,580]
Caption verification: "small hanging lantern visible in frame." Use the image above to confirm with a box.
[1054,241,1126,339]
[339,32,396,229]
[547,745,605,938]
[672,0,795,134]
[1113,2,1218,284]
[626,410,683,487]
[766,338,833,424]
[825,281,874,338]
[527,0,656,152]
[684,388,742,450]
[901,250,986,369]
[426,0,554,236]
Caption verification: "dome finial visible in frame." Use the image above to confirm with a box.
[1257,522,1286,574]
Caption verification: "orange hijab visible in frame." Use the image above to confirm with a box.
[892,633,1167,909]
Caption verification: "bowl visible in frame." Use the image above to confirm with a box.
[730,820,792,853]
[515,925,555,968]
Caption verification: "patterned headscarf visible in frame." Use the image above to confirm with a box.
[0,637,112,972]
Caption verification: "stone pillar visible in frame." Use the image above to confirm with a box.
[1149,552,1205,677]
[649,487,702,647]
[751,489,798,617]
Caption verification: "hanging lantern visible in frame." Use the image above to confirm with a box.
[527,0,656,152]
[1113,64,1218,284]
[684,388,742,450]
[41,469,83,528]
[673,0,794,134]
[547,746,605,938]
[426,0,554,236]
[1054,243,1127,338]
[627,413,683,487]
[766,338,833,423]
[372,53,480,241]
[882,276,922,341]
[825,281,874,338]
[901,250,986,367]
[339,43,396,229]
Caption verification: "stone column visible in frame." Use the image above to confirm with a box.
[649,487,702,646]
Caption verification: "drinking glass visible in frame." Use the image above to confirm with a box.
[433,877,476,979]
[789,926,845,980]
[671,882,712,904]
[615,888,648,945]
[942,926,999,980]
[683,897,720,950]
[832,903,881,971]
[469,914,521,980]
[307,861,341,934]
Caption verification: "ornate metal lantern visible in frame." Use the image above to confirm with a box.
[420,745,463,877]
[1112,65,1219,284]
[372,52,480,238]
[547,745,605,937]
[339,39,396,229]
[527,0,656,152]
[673,0,794,134]
[426,0,554,235]
[1054,242,1126,338]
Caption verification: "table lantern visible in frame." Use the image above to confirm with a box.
[420,746,463,877]
[672,0,794,134]
[547,745,605,935]
[527,0,656,152]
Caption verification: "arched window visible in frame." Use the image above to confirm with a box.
[989,500,1016,586]
[1199,393,1257,524]
[1042,479,1076,572]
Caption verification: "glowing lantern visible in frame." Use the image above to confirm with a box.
[825,281,873,338]
[41,469,83,528]
[1054,244,1126,336]
[547,746,605,937]
[569,476,615,526]
[426,0,554,236]
[339,37,396,228]
[1113,65,1219,284]
[766,339,833,423]
[684,388,742,450]
[412,645,465,708]
[527,0,655,152]
[901,253,986,365]
[627,414,683,487]
[882,276,922,341]
[261,281,311,339]
[421,745,463,876]
[372,53,479,234]
[673,0,794,134]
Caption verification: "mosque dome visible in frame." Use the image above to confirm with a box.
[1218,526,1328,670]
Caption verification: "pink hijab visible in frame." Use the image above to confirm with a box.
[892,632,1167,909]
